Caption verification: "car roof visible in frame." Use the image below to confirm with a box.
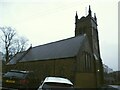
[43,77,73,85]
[10,70,32,74]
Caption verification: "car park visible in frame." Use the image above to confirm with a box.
[2,70,37,89]
[38,77,74,90]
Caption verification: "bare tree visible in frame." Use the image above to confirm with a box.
[9,36,29,56]
[0,27,29,64]
[0,27,16,63]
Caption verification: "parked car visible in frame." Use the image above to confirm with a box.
[38,77,74,90]
[2,70,37,89]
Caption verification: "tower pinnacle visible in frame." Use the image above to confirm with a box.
[75,11,78,24]
[88,5,92,16]
[94,13,97,21]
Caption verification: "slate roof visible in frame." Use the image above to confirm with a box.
[8,34,86,64]
[8,51,26,64]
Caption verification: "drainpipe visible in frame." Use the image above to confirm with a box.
[53,59,55,76]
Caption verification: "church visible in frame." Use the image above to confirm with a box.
[5,6,104,88]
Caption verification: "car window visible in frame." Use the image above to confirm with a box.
[4,71,27,78]
[42,82,73,89]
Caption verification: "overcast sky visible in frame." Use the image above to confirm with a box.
[0,0,119,71]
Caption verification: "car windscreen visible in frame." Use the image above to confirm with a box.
[42,82,73,89]
[4,71,27,79]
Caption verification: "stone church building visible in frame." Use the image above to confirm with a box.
[6,6,103,88]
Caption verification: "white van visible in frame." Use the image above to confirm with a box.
[38,77,74,90]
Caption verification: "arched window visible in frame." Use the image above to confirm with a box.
[84,52,92,72]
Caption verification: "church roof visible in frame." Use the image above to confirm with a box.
[8,34,86,64]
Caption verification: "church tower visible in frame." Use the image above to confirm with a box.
[75,5,100,59]
[75,5,104,86]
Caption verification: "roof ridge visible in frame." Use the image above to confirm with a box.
[33,35,84,49]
